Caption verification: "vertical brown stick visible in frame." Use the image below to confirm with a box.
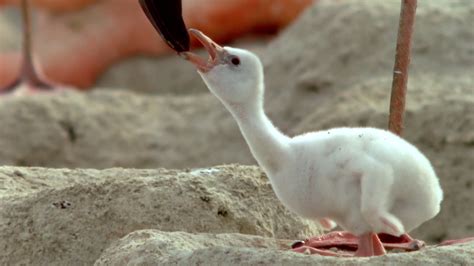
[20,0,36,81]
[388,0,417,135]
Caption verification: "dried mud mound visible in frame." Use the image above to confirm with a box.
[0,90,250,169]
[264,0,474,127]
[95,230,474,265]
[0,165,321,265]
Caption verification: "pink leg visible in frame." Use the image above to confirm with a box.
[0,79,21,94]
[439,237,474,246]
[377,233,424,250]
[291,231,424,257]
[292,245,351,257]
[354,232,386,257]
[319,218,337,230]
[0,75,56,95]
[1,0,60,96]
[292,231,357,257]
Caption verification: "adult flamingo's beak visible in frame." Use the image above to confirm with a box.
[181,29,227,73]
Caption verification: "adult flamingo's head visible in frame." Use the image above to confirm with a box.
[182,29,264,105]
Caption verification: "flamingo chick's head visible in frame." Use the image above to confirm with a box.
[181,29,264,104]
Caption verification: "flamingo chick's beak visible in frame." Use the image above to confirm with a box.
[181,29,226,73]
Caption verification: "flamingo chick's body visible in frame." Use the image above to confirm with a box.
[182,29,443,257]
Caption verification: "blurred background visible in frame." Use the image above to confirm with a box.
[0,0,473,242]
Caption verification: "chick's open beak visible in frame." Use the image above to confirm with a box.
[181,29,226,72]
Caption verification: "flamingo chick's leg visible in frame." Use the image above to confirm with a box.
[292,231,425,256]
[354,232,386,256]
[292,231,356,257]
[291,160,425,256]
[319,218,337,230]
[359,160,405,236]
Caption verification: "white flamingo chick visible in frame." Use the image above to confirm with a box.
[182,29,443,257]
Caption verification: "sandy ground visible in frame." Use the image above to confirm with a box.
[0,0,473,264]
[95,230,474,265]
[0,165,321,265]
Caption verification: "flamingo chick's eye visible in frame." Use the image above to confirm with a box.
[230,56,240,66]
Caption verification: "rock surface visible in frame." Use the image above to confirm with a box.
[0,165,321,265]
[0,90,251,168]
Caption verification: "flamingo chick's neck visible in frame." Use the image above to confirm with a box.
[224,94,290,175]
